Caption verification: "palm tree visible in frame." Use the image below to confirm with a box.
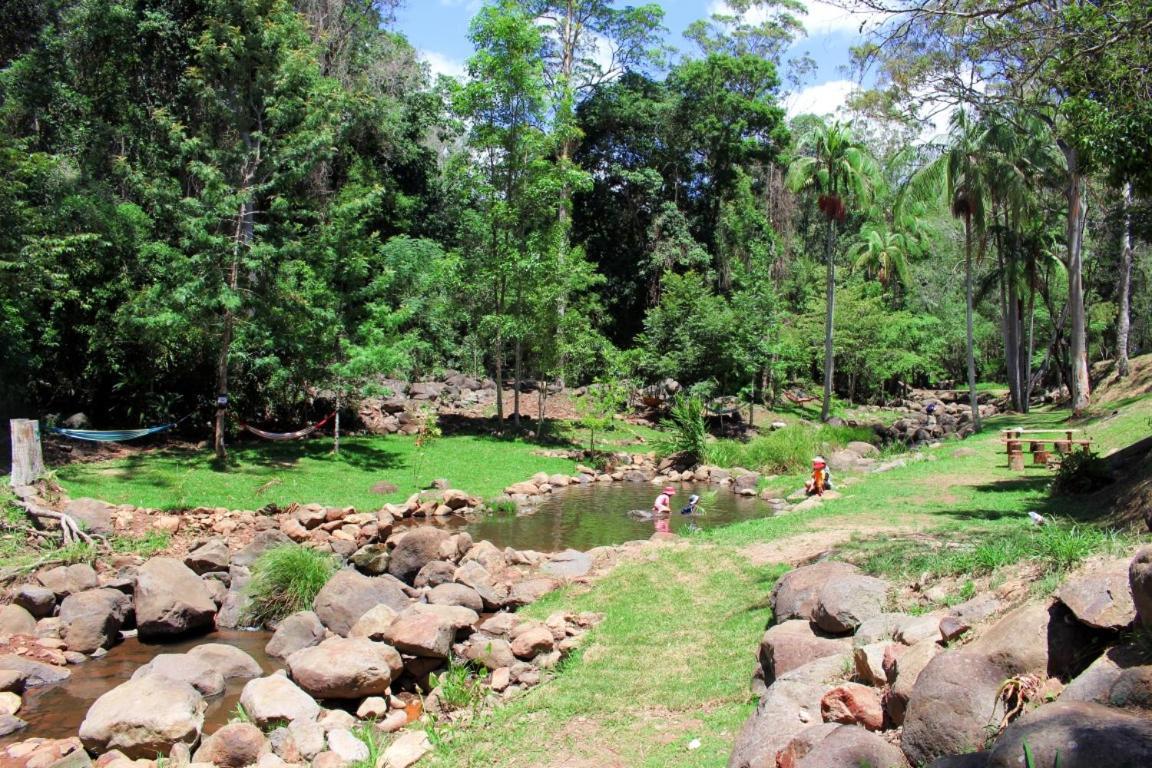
[899,109,997,431]
[787,120,877,421]
[848,223,913,293]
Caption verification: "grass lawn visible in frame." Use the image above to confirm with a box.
[52,434,580,511]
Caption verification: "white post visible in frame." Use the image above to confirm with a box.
[10,419,45,487]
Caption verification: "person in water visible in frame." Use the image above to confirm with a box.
[652,485,675,515]
[680,494,700,516]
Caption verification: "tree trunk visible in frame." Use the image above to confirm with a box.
[1117,182,1133,378]
[964,214,981,431]
[333,390,341,455]
[821,217,837,422]
[997,236,1022,411]
[1065,148,1091,414]
[9,419,44,487]
[513,338,522,430]
[214,198,250,462]
[536,378,546,441]
[1021,284,1037,412]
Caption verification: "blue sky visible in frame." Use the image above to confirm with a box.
[394,1,884,118]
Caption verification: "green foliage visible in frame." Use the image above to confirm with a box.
[1051,452,1113,496]
[109,531,171,557]
[429,658,484,711]
[706,424,873,474]
[652,394,708,463]
[485,498,518,515]
[243,545,335,627]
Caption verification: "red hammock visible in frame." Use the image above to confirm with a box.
[239,413,335,441]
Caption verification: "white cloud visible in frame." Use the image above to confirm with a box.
[707,1,887,37]
[419,50,467,80]
[438,0,482,11]
[784,78,858,118]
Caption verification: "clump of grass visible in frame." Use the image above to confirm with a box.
[348,723,386,768]
[109,531,171,557]
[485,498,518,515]
[429,658,484,710]
[705,423,874,473]
[244,545,336,626]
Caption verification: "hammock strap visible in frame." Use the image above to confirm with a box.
[238,413,335,441]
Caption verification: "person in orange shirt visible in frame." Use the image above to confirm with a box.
[804,456,832,496]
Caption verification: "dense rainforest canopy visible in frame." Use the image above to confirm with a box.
[1,0,1150,432]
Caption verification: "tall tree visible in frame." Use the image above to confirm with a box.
[787,119,877,421]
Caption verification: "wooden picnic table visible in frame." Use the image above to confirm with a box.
[1000,428,1092,471]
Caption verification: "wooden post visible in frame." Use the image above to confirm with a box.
[1009,449,1025,472]
[10,419,44,487]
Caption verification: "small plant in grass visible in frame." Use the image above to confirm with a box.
[485,498,517,515]
[652,394,708,464]
[347,723,386,768]
[230,702,252,724]
[429,658,483,711]
[243,545,335,626]
[411,405,443,487]
[110,531,171,557]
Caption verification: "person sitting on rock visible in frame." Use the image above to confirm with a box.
[804,456,832,496]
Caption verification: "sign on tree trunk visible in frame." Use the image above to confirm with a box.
[10,419,44,487]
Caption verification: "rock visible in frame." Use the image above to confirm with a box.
[387,528,452,584]
[427,583,484,613]
[772,723,839,768]
[852,613,905,646]
[0,656,70,687]
[286,637,402,699]
[1058,561,1136,630]
[462,636,516,670]
[794,725,907,768]
[845,441,879,458]
[231,531,293,569]
[947,593,1005,626]
[461,541,506,574]
[729,677,829,768]
[1062,644,1147,705]
[186,644,263,679]
[986,701,1152,768]
[192,723,268,768]
[355,697,389,719]
[771,562,860,623]
[413,561,456,589]
[507,577,560,607]
[63,499,116,536]
[894,614,943,645]
[759,621,851,684]
[133,558,217,640]
[0,692,20,715]
[820,684,884,731]
[0,714,26,737]
[379,730,431,768]
[184,540,231,575]
[0,670,23,693]
[900,652,1006,766]
[1130,545,1152,629]
[926,755,990,768]
[1106,665,1152,711]
[310,750,346,768]
[813,575,888,634]
[287,719,325,759]
[348,604,399,641]
[938,616,970,642]
[266,611,326,659]
[888,639,943,725]
[0,736,90,768]
[78,677,205,759]
[540,550,593,579]
[37,564,99,598]
[58,589,130,654]
[382,609,456,659]
[967,600,1106,678]
[325,730,367,763]
[349,544,390,576]
[0,605,38,637]
[510,627,554,659]
[131,653,226,697]
[12,585,58,619]
[239,674,320,727]
[852,642,891,687]
[312,570,409,636]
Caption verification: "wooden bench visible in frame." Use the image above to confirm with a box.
[1001,429,1093,471]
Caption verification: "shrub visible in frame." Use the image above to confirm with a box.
[705,424,874,473]
[1051,451,1112,495]
[244,545,336,626]
[652,394,708,464]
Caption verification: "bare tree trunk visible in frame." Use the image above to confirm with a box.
[964,215,981,431]
[215,196,251,461]
[821,217,837,422]
[1065,148,1091,414]
[513,339,522,430]
[9,419,44,487]
[333,389,341,455]
[536,378,546,441]
[1117,182,1133,378]
[1021,286,1037,412]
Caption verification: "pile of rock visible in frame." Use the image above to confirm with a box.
[875,394,1000,445]
[731,548,1152,768]
[358,373,498,435]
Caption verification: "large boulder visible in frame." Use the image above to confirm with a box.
[728,677,830,768]
[967,600,1106,678]
[888,639,944,725]
[758,620,852,684]
[265,611,326,659]
[239,673,320,727]
[0,656,70,687]
[813,575,889,634]
[387,528,452,584]
[1062,644,1147,705]
[12,584,57,619]
[184,539,232,575]
[37,564,98,598]
[78,676,205,758]
[130,653,226,697]
[382,608,458,659]
[1129,545,1152,629]
[770,562,860,624]
[1058,560,1136,630]
[349,605,400,641]
[427,583,484,613]
[62,498,115,536]
[187,643,263,679]
[192,723,269,768]
[986,701,1152,768]
[312,570,409,636]
[900,652,1007,766]
[794,725,908,768]
[0,605,37,637]
[133,558,217,639]
[540,550,593,579]
[286,637,403,699]
[58,589,131,654]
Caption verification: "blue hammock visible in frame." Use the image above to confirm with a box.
[50,423,178,442]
